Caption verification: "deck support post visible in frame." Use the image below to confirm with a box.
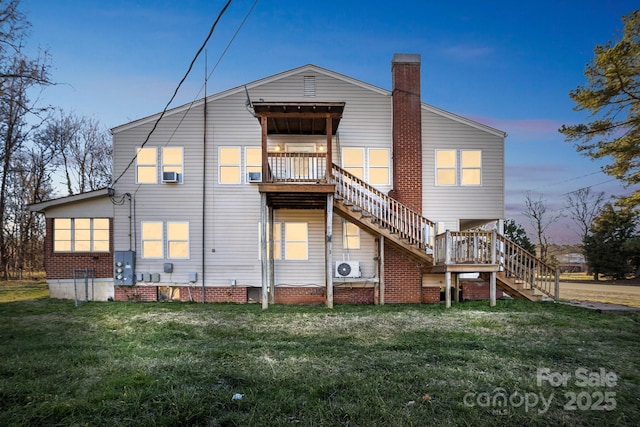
[260,193,268,309]
[445,271,451,308]
[489,271,496,307]
[268,206,275,304]
[326,194,334,308]
[379,236,385,305]
[454,273,460,303]
[325,116,333,181]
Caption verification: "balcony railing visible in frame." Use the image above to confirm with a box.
[266,152,328,182]
[434,230,496,265]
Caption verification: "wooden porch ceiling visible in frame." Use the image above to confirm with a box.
[253,102,344,135]
[257,183,335,209]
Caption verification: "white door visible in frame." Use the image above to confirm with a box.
[285,143,316,179]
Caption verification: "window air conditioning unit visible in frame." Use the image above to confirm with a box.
[247,171,262,183]
[335,261,361,278]
[162,171,180,183]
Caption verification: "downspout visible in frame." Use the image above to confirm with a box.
[201,52,208,303]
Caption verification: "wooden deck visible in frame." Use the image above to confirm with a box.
[255,157,559,307]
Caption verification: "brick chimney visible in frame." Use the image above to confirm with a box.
[391,53,422,214]
[384,54,425,304]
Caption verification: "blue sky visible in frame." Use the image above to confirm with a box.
[22,0,638,244]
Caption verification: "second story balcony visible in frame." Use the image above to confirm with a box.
[252,101,344,208]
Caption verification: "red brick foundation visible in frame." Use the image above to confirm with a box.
[334,287,375,304]
[460,279,503,301]
[115,285,158,302]
[273,287,326,304]
[115,285,248,303]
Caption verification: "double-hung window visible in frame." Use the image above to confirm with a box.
[162,147,184,183]
[53,218,110,252]
[368,148,390,185]
[461,150,482,186]
[342,148,364,180]
[284,222,308,260]
[141,222,164,258]
[435,149,457,186]
[136,147,157,183]
[343,222,360,249]
[245,147,262,183]
[219,147,241,184]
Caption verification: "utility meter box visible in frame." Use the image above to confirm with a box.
[114,251,136,286]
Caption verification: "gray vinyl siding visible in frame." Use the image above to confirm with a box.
[111,104,206,286]
[332,217,378,280]
[421,108,505,231]
[109,65,504,288]
[45,197,114,218]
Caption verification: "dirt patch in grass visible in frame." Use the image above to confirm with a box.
[559,280,640,307]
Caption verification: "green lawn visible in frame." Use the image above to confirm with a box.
[1,288,639,426]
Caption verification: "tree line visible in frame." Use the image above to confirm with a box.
[0,0,111,279]
[513,10,640,280]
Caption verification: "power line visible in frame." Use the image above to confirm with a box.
[112,0,233,186]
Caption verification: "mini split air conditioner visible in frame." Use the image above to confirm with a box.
[162,171,180,183]
[247,171,262,183]
[335,261,361,278]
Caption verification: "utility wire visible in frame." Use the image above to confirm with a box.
[131,0,257,198]
[112,0,233,186]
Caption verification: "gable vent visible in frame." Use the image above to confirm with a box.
[304,76,316,97]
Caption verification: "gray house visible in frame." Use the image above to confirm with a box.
[30,54,558,306]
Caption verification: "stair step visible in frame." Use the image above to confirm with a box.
[351,206,362,212]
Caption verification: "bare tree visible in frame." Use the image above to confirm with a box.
[38,110,112,195]
[522,191,562,263]
[564,187,606,243]
[0,0,51,278]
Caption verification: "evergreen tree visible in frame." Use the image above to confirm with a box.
[559,11,640,208]
[583,203,639,280]
[504,218,536,254]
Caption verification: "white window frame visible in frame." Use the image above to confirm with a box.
[284,222,308,260]
[435,149,457,186]
[367,148,390,186]
[218,146,241,184]
[136,146,158,184]
[162,147,184,184]
[460,149,482,186]
[342,221,360,250]
[53,218,110,253]
[167,221,190,259]
[258,222,282,260]
[342,147,365,180]
[245,147,262,184]
[141,221,164,259]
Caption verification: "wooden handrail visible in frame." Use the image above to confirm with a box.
[496,234,558,299]
[433,231,557,299]
[332,164,436,254]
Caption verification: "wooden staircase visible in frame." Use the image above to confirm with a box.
[332,165,435,266]
[331,165,558,302]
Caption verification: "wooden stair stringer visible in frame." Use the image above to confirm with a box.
[333,199,434,267]
[492,272,542,302]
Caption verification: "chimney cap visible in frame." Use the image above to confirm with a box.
[392,53,421,65]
